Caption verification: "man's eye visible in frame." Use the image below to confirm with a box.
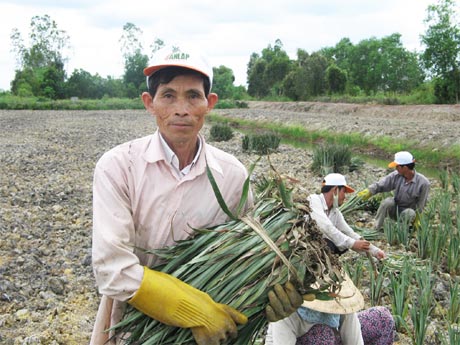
[189,93,201,99]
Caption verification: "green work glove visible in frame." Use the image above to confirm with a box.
[129,267,247,345]
[357,188,372,201]
[265,281,303,322]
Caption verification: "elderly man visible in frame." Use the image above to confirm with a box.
[90,44,252,345]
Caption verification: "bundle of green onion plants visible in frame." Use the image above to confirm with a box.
[110,163,345,344]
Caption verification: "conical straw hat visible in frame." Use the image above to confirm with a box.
[301,274,364,314]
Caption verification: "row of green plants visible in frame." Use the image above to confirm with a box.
[0,94,250,110]
[208,126,460,344]
[209,123,281,155]
[342,170,460,344]
[0,91,449,112]
[0,95,145,110]
[313,142,460,343]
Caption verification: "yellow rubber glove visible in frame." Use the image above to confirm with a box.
[129,267,248,345]
[413,212,421,230]
[265,281,303,322]
[357,188,372,201]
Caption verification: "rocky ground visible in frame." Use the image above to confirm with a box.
[0,102,457,344]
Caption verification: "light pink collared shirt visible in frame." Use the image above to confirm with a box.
[90,130,252,344]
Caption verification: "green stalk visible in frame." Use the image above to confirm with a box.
[447,234,460,276]
[410,265,433,345]
[448,280,460,324]
[390,257,411,332]
[368,259,387,306]
[110,171,344,344]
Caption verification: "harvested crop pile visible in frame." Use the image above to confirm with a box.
[111,167,346,344]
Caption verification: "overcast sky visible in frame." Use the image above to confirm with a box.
[0,0,456,92]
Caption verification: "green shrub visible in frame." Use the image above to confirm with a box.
[214,99,249,109]
[0,95,145,110]
[383,97,401,105]
[235,100,249,108]
[242,132,280,154]
[209,124,234,142]
[311,143,354,175]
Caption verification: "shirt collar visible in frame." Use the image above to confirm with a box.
[319,193,330,214]
[158,132,202,177]
[142,130,224,179]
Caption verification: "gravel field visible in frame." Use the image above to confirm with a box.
[0,103,454,344]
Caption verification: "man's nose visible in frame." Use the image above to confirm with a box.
[174,98,190,116]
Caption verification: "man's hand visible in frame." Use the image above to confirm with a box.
[265,281,303,322]
[191,303,248,345]
[129,268,247,345]
[352,239,370,252]
[374,249,386,260]
[357,188,372,201]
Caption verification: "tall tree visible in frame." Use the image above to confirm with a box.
[149,38,165,57]
[247,58,269,97]
[119,23,144,60]
[247,39,292,98]
[326,64,347,94]
[212,65,235,99]
[10,14,70,97]
[10,14,70,69]
[421,0,460,103]
[380,33,424,93]
[40,61,66,99]
[119,23,149,97]
[282,51,329,100]
[66,68,105,99]
[303,52,328,96]
[123,52,149,97]
[322,35,424,95]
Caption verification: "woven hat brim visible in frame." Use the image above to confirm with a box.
[301,275,364,314]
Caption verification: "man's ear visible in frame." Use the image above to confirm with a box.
[141,92,154,111]
[206,93,218,112]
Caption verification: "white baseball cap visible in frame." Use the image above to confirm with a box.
[144,44,213,89]
[322,173,355,193]
[388,151,415,168]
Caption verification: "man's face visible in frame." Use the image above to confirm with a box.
[338,187,346,206]
[142,74,218,148]
[395,165,406,175]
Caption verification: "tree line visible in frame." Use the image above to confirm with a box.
[7,0,460,104]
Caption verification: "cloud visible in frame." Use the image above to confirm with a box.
[0,0,455,91]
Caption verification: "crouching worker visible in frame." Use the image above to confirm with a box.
[357,151,430,230]
[309,173,385,260]
[264,275,395,345]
